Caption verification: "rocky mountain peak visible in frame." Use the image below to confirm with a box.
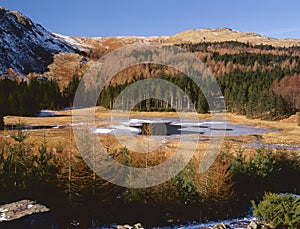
[0,7,77,76]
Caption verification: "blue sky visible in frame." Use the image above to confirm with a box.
[1,0,300,39]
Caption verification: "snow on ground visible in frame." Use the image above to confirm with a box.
[248,141,300,151]
[96,215,257,229]
[194,216,257,229]
[54,33,89,51]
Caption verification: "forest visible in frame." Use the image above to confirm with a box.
[1,41,300,130]
[0,75,80,129]
[0,128,299,227]
[91,41,300,120]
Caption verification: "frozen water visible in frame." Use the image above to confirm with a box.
[35,110,56,117]
[94,118,271,138]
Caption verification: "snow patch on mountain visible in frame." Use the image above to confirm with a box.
[53,33,88,51]
[0,7,77,76]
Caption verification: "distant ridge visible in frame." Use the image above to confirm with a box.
[56,27,300,52]
[169,28,300,47]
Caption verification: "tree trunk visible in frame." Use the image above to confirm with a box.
[0,115,4,130]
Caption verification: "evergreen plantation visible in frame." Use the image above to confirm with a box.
[96,41,299,120]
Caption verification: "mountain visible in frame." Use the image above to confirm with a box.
[0,7,77,76]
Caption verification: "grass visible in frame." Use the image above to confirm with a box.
[1,108,299,227]
[1,108,299,159]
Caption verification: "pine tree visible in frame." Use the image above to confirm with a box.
[32,144,58,183]
[252,193,300,228]
[63,74,81,108]
[197,90,209,114]
[2,126,32,188]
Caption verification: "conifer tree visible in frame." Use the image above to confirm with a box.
[197,90,209,114]
[252,193,300,228]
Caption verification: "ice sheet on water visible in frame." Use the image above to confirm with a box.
[91,125,141,135]
[178,127,205,133]
[202,121,226,125]
[92,128,113,134]
[170,121,202,126]
[92,118,271,138]
[52,125,63,129]
[110,125,141,133]
[122,118,173,125]
[36,110,56,117]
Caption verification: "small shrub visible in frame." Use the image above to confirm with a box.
[251,192,300,228]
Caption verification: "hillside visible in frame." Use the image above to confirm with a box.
[0,7,77,78]
[169,28,300,47]
[57,28,300,53]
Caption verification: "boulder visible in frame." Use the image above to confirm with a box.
[213,222,231,229]
[247,221,259,229]
[117,225,132,229]
[134,223,143,229]
[118,223,143,229]
[247,221,271,229]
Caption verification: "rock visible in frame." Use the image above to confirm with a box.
[134,223,143,229]
[0,200,56,229]
[247,221,259,229]
[118,223,143,229]
[247,221,271,229]
[0,211,57,229]
[0,200,49,222]
[117,225,132,229]
[261,224,271,229]
[213,222,231,229]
